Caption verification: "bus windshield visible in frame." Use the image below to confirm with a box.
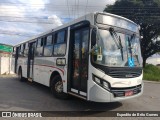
[92,29,142,67]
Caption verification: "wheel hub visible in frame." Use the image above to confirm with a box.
[55,81,63,93]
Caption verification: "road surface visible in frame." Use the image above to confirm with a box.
[0,77,159,119]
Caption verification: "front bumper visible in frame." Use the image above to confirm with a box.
[111,84,142,97]
[88,82,143,102]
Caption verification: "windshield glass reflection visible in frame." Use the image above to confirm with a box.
[91,29,142,67]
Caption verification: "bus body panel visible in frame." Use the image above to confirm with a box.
[102,74,143,88]
[88,81,143,102]
[19,58,27,78]
[87,61,143,102]
[12,12,143,102]
[11,57,15,73]
[33,57,66,87]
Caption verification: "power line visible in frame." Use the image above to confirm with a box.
[66,0,70,18]
[0,15,74,19]
[0,32,31,37]
[0,5,107,10]
[0,16,46,19]
[74,0,76,19]
[0,19,56,24]
[85,0,89,15]
[0,9,92,15]
[0,2,107,7]
[77,0,79,18]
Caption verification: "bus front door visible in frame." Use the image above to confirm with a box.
[27,42,35,79]
[68,27,89,98]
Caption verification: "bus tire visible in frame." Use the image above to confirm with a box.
[18,68,24,82]
[50,75,68,99]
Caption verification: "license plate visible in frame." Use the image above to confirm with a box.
[125,90,133,96]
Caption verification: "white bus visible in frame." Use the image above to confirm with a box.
[11,12,143,102]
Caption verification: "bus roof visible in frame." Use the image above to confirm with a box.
[14,12,138,47]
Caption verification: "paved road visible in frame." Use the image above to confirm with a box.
[0,77,160,119]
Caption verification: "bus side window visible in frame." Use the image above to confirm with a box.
[21,44,24,57]
[53,30,67,56]
[44,35,53,56]
[24,43,28,57]
[35,38,43,56]
[22,44,25,57]
[18,45,21,57]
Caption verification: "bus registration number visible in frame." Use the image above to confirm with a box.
[125,90,133,96]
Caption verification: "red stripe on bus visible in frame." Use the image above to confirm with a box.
[34,64,64,75]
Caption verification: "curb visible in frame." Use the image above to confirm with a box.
[143,80,160,84]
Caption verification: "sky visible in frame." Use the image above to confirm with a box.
[0,0,116,45]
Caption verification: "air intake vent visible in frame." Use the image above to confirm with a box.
[108,67,142,78]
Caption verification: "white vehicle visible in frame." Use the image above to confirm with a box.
[11,12,143,102]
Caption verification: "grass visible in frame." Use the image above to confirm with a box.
[143,64,160,81]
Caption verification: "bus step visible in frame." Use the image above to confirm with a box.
[28,78,33,82]
[68,92,86,100]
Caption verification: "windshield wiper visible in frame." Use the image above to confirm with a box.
[128,34,140,66]
[109,27,124,61]
[128,34,135,59]
[119,36,124,61]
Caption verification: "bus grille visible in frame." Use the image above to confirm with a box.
[111,85,142,97]
[108,68,142,78]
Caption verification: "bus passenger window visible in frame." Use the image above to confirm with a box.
[35,38,43,56]
[54,30,67,56]
[18,45,22,57]
[54,44,66,55]
[56,31,65,43]
[21,44,25,57]
[24,43,28,57]
[44,35,53,56]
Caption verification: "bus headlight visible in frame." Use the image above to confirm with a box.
[93,74,110,91]
[102,81,109,90]
[94,77,101,84]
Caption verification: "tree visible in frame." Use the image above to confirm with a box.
[104,0,160,67]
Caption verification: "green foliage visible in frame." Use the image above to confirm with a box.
[104,0,160,67]
[143,64,160,81]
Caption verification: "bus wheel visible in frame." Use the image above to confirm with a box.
[50,75,68,99]
[18,68,24,82]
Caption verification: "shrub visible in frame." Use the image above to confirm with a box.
[143,64,160,81]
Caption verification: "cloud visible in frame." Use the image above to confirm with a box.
[48,15,62,25]
[19,0,47,9]
[0,5,25,17]
[0,0,63,45]
[46,0,116,18]
[0,0,116,45]
[0,34,27,45]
